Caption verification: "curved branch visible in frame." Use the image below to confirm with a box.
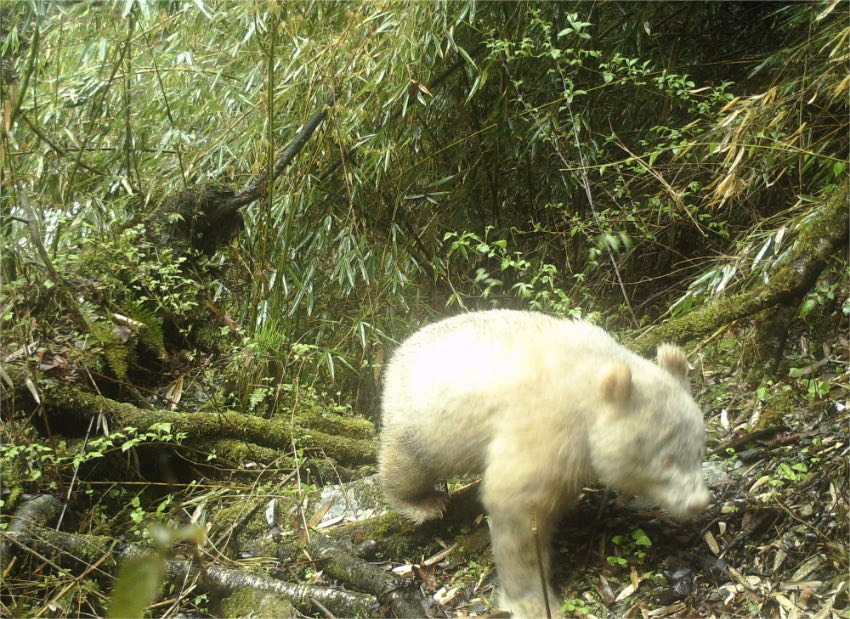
[226,95,334,210]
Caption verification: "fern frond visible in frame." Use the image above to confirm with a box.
[124,302,165,351]
[103,340,129,379]
[81,304,130,379]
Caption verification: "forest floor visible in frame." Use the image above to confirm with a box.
[2,320,847,618]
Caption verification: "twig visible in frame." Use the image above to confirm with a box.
[772,497,831,545]
[613,136,706,236]
[310,596,336,619]
[709,426,789,456]
[531,511,552,619]
[56,416,96,530]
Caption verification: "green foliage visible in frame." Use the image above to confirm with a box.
[609,527,653,566]
[631,528,652,547]
[107,552,165,619]
[33,217,203,338]
[562,596,592,615]
[798,278,842,320]
[3,0,845,411]
[0,424,187,495]
[443,228,596,319]
[788,366,833,401]
[86,311,129,380]
[775,461,809,483]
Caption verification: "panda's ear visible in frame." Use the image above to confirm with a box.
[600,364,632,407]
[657,343,690,388]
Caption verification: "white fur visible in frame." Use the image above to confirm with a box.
[379,310,710,617]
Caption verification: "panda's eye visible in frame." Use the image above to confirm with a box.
[661,454,676,469]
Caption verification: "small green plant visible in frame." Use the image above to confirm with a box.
[803,378,831,400]
[107,522,205,619]
[608,527,653,567]
[562,596,591,615]
[788,367,833,400]
[606,554,628,567]
[798,280,838,319]
[756,380,775,402]
[451,560,489,590]
[128,494,176,539]
[775,462,809,484]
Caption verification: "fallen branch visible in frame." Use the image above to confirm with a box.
[170,559,376,617]
[310,535,424,617]
[5,523,376,617]
[324,482,485,560]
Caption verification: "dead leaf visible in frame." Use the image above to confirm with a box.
[112,313,145,329]
[704,530,721,555]
[38,352,69,372]
[391,563,413,576]
[631,566,642,591]
[307,499,334,529]
[790,555,823,581]
[647,602,686,617]
[433,586,459,606]
[316,515,345,530]
[616,583,636,602]
[0,364,14,389]
[798,585,813,608]
[779,581,822,592]
[773,548,787,572]
[24,376,40,404]
[749,475,771,493]
[164,376,184,409]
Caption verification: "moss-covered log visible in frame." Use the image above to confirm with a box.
[1,494,63,571]
[34,380,376,465]
[629,184,848,355]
